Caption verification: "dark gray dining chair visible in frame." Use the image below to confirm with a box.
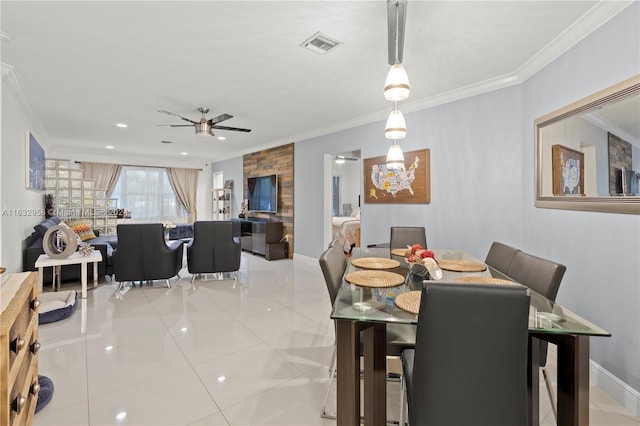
[390,226,427,249]
[318,241,416,420]
[400,281,530,426]
[484,241,521,275]
[507,251,567,423]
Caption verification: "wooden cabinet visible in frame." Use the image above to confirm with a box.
[231,219,285,260]
[1,272,40,426]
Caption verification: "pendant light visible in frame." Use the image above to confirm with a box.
[385,0,409,169]
[384,64,410,101]
[385,105,407,139]
[386,142,405,170]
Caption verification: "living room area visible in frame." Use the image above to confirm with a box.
[2,2,640,425]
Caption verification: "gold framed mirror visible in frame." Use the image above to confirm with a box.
[535,74,640,214]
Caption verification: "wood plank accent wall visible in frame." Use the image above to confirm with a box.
[243,143,294,256]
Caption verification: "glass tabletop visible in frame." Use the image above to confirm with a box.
[331,247,610,337]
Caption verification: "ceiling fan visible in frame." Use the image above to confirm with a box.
[157,107,252,136]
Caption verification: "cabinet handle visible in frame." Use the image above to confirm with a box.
[30,341,41,354]
[11,336,25,353]
[31,298,40,310]
[30,381,41,395]
[11,395,26,413]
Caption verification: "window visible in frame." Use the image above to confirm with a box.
[111,166,187,222]
[332,176,341,216]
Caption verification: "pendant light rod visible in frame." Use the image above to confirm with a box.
[388,0,407,65]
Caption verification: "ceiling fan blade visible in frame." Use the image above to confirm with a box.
[156,124,194,127]
[207,113,233,125]
[211,125,252,133]
[157,109,198,124]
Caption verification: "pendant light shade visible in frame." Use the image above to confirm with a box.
[384,64,410,101]
[386,143,405,170]
[385,109,407,139]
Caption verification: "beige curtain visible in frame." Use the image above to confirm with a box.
[81,162,122,197]
[167,167,198,222]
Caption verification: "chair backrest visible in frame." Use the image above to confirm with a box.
[114,223,181,281]
[188,221,240,273]
[390,226,427,250]
[318,242,347,305]
[484,241,521,275]
[410,281,530,426]
[507,251,566,302]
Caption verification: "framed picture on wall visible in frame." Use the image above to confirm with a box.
[363,148,430,204]
[552,144,584,196]
[25,131,45,191]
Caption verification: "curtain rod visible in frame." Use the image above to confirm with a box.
[75,161,202,171]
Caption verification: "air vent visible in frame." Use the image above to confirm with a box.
[300,32,341,55]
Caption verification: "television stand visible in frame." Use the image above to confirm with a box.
[231,218,286,260]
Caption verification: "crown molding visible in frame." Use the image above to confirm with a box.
[1,61,48,139]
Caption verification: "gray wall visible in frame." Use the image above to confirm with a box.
[521,3,639,393]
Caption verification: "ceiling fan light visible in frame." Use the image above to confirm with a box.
[386,143,405,170]
[384,64,410,101]
[195,122,212,136]
[385,109,407,139]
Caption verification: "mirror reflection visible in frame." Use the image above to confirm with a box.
[535,75,640,214]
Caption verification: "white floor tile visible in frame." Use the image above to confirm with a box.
[88,367,220,426]
[193,343,306,409]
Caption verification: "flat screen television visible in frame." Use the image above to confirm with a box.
[247,174,278,213]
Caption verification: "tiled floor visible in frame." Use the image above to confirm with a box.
[33,253,639,425]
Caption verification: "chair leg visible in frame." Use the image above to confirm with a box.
[233,271,238,280]
[542,367,557,423]
[321,351,338,419]
[165,279,171,289]
[399,373,406,426]
[191,274,196,283]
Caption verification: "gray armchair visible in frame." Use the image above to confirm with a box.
[112,223,184,290]
[186,221,241,282]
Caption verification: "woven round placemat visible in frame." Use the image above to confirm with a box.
[438,259,487,272]
[351,257,401,270]
[344,270,405,288]
[390,248,409,257]
[454,276,516,285]
[395,291,421,315]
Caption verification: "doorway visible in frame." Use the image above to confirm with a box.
[325,150,361,252]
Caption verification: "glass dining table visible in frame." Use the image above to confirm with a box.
[330,247,610,426]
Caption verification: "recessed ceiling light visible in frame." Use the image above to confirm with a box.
[116,412,127,420]
[181,152,188,156]
[217,136,226,141]
[105,145,114,150]
[116,123,128,128]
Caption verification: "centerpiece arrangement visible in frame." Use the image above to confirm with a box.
[402,244,442,280]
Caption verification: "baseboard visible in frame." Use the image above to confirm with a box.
[590,360,640,419]
[292,253,317,265]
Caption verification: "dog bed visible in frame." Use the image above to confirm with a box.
[35,375,54,413]
[38,290,77,324]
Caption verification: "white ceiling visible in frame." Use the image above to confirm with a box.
[1,1,632,166]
